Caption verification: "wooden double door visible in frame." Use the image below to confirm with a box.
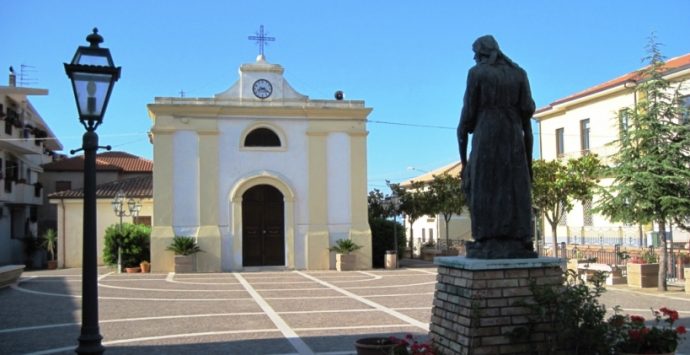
[242,184,285,267]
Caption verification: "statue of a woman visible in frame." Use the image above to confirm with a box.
[457,35,537,259]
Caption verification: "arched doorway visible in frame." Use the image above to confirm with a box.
[242,184,285,266]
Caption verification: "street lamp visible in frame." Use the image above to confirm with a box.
[111,189,141,273]
[65,28,120,355]
[385,180,403,268]
[111,189,142,228]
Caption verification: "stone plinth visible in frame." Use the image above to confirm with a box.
[430,256,564,355]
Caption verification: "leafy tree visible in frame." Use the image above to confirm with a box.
[595,37,690,291]
[103,223,151,268]
[367,188,392,220]
[426,173,465,251]
[532,154,601,257]
[369,217,406,267]
[390,181,433,257]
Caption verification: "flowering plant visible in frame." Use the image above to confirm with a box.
[608,306,686,353]
[389,334,435,355]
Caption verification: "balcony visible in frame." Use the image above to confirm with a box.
[0,180,42,205]
[0,123,46,156]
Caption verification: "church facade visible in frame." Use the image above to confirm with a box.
[147,55,373,272]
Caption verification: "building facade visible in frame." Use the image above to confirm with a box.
[534,53,690,248]
[49,175,153,268]
[44,152,153,268]
[147,55,373,272]
[400,161,472,254]
[0,70,62,266]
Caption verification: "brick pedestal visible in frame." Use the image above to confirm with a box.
[430,256,564,355]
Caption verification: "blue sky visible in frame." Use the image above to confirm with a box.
[3,0,689,192]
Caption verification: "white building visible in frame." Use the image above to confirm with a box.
[534,53,690,248]
[400,161,472,255]
[147,54,373,272]
[0,69,62,266]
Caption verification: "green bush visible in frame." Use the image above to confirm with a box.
[509,270,612,354]
[103,223,151,268]
[369,217,406,268]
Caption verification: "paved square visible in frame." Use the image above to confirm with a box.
[0,265,437,354]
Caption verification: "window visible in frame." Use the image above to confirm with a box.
[429,228,434,241]
[421,228,426,242]
[244,128,281,147]
[583,199,593,226]
[55,181,72,192]
[619,109,630,133]
[580,119,590,153]
[133,216,152,226]
[555,128,565,157]
[682,96,690,125]
[5,160,18,193]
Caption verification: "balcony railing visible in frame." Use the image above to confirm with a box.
[0,180,42,205]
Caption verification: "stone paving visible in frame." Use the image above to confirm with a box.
[3,260,690,354]
[0,261,436,355]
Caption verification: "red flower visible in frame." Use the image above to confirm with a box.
[677,326,687,335]
[630,315,645,324]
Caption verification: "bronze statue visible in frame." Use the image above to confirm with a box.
[457,35,537,259]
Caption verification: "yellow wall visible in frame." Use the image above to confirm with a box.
[52,198,154,268]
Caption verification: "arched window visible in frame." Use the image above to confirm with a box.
[244,128,281,147]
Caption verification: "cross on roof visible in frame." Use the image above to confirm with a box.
[248,25,275,56]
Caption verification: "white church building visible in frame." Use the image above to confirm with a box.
[147,54,373,272]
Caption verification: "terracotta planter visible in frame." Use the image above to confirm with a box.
[174,255,196,273]
[336,253,356,271]
[627,263,659,288]
[140,262,150,273]
[46,260,57,270]
[125,267,141,273]
[354,337,398,355]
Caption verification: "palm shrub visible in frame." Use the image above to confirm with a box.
[103,223,151,268]
[166,236,202,255]
[41,229,57,261]
[328,239,362,255]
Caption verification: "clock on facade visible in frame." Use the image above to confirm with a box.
[252,79,273,99]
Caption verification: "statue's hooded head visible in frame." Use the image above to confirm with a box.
[472,35,516,67]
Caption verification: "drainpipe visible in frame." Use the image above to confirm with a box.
[537,118,543,160]
[59,199,66,268]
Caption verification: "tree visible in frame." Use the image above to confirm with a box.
[595,37,690,291]
[390,181,432,258]
[532,154,601,257]
[367,188,392,220]
[426,173,465,251]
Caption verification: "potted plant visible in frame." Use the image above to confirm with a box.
[21,235,40,269]
[139,260,150,273]
[627,249,659,288]
[420,240,439,261]
[41,229,58,270]
[329,238,362,271]
[608,306,686,354]
[166,236,202,273]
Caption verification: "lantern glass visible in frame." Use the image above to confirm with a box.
[71,72,114,118]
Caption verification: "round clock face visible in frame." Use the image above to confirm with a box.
[252,79,273,99]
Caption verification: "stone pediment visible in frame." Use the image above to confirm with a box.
[215,55,307,102]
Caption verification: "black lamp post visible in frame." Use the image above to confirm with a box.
[65,28,120,355]
[111,189,141,273]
